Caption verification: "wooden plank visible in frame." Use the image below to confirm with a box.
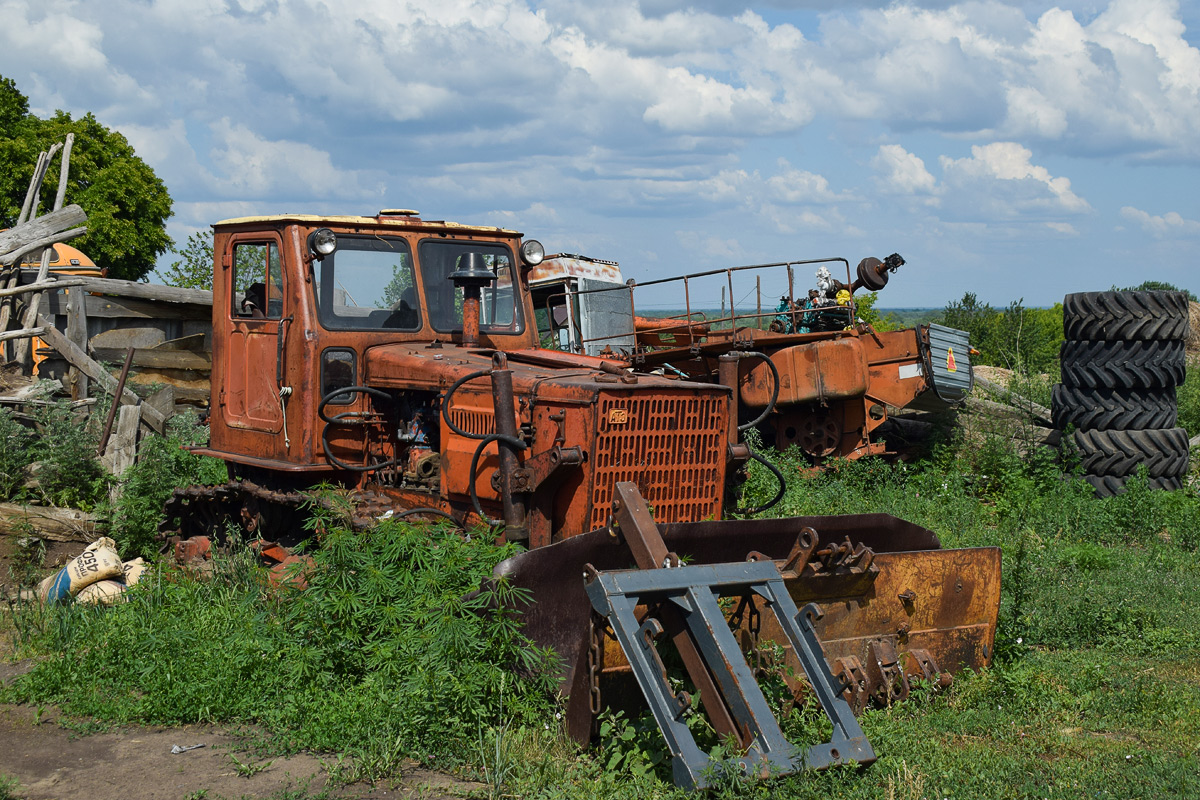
[0,277,85,299]
[66,286,89,400]
[0,502,105,543]
[155,332,208,352]
[43,292,210,320]
[0,326,47,343]
[101,404,141,476]
[91,347,211,371]
[91,327,165,350]
[34,316,165,434]
[127,375,209,404]
[19,270,213,306]
[0,379,63,401]
[0,205,88,262]
[145,385,176,423]
[0,228,88,270]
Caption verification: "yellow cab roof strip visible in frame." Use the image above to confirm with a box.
[214,214,520,235]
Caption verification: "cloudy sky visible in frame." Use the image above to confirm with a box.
[2,0,1198,309]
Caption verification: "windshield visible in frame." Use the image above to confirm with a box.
[313,236,421,330]
[418,240,523,334]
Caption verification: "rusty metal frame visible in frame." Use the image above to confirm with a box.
[627,257,855,340]
[586,483,874,790]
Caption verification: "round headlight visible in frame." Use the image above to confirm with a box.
[520,239,545,266]
[307,228,338,259]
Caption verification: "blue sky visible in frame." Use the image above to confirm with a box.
[2,0,1197,309]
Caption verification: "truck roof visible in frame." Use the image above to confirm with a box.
[213,212,521,237]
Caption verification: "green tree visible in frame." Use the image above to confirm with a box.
[156,230,214,289]
[852,291,900,332]
[1115,280,1199,302]
[0,75,172,281]
[940,292,996,359]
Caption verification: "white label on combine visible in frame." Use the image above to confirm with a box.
[898,363,922,380]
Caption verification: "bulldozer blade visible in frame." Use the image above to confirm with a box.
[493,512,1000,746]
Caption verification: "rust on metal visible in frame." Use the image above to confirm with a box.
[167,211,1001,777]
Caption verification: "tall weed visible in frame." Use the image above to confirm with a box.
[28,399,110,509]
[106,411,227,558]
[3,515,558,769]
[0,407,32,500]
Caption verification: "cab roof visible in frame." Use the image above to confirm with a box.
[213,212,521,237]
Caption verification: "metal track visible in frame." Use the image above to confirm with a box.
[158,480,399,551]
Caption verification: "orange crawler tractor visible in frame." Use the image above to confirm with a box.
[164,210,1000,789]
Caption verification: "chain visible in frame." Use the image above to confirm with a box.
[588,613,603,717]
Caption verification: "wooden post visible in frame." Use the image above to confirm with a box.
[756,275,761,329]
[2,151,50,349]
[100,404,142,476]
[66,285,89,400]
[17,134,74,370]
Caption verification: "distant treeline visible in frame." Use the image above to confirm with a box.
[931,281,1196,374]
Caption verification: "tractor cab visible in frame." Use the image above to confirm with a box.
[204,210,549,476]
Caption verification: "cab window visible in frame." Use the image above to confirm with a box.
[417,240,522,334]
[231,242,283,319]
[313,236,421,331]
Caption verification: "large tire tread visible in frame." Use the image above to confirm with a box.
[1059,339,1185,390]
[1084,473,1183,498]
[1072,427,1190,478]
[1063,290,1190,341]
[1051,384,1178,431]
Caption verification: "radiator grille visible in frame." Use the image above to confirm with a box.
[591,392,726,529]
[448,408,494,437]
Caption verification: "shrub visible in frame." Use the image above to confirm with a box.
[28,399,110,510]
[4,515,559,770]
[0,406,31,500]
[1177,365,1200,438]
[107,411,227,559]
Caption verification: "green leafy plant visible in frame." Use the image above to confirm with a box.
[27,399,110,510]
[0,773,22,800]
[106,411,227,558]
[0,406,32,501]
[1,75,172,281]
[229,753,274,778]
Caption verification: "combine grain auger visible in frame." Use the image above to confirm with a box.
[163,210,1001,789]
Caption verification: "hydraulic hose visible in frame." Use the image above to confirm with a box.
[318,385,400,473]
[467,432,528,527]
[735,449,786,516]
[736,351,780,433]
[440,369,493,439]
[318,385,395,424]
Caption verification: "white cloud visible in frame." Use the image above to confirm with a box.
[939,142,1090,221]
[3,0,1198,307]
[676,231,745,260]
[1120,206,1200,236]
[205,119,385,200]
[872,145,939,196]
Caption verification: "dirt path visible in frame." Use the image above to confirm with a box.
[0,663,479,800]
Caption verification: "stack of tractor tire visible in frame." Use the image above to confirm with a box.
[1052,290,1191,498]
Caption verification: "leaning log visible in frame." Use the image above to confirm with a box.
[0,205,88,264]
[971,374,1053,425]
[19,270,212,306]
[35,316,166,434]
[0,502,105,543]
